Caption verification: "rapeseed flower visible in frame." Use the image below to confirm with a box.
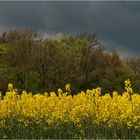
[0,79,140,134]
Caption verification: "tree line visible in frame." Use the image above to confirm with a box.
[0,30,139,95]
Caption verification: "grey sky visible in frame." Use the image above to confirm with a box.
[0,1,140,57]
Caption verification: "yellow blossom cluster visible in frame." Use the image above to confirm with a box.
[0,79,140,130]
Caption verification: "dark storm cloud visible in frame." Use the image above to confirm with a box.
[0,1,140,57]
[0,1,48,30]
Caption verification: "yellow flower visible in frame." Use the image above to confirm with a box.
[0,80,139,131]
[65,83,71,91]
[58,88,63,94]
[50,92,57,97]
[8,83,13,91]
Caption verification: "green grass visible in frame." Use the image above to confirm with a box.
[0,117,139,139]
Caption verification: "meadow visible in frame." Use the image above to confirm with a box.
[0,79,139,139]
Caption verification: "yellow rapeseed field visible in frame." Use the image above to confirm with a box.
[0,79,140,139]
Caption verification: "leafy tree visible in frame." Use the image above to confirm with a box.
[0,30,138,94]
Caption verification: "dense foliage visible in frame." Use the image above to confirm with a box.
[0,30,139,94]
[0,79,139,139]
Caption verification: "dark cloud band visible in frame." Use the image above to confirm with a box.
[0,1,140,57]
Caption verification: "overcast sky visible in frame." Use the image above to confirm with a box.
[0,1,140,57]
